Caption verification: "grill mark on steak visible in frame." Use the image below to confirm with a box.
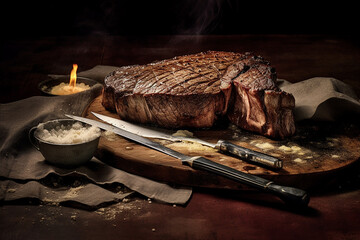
[102,51,296,139]
[144,63,223,96]
[150,70,198,95]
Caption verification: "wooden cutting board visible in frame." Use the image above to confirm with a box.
[84,95,360,190]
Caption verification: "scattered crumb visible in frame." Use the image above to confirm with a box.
[102,130,118,141]
[152,228,156,232]
[172,130,194,138]
[293,158,304,163]
[279,145,292,152]
[332,155,340,158]
[232,132,240,139]
[125,146,133,150]
[95,201,139,221]
[291,146,302,152]
[228,124,237,130]
[64,186,84,199]
[255,142,275,150]
[326,137,339,142]
[278,144,311,157]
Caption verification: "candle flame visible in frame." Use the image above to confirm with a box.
[69,64,78,87]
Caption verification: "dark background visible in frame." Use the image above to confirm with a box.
[1,0,359,37]
[1,0,359,103]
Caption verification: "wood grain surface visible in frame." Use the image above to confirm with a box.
[84,95,360,190]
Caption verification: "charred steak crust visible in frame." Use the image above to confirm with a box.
[102,51,295,139]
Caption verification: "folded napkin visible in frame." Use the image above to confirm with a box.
[0,80,191,209]
[279,77,360,121]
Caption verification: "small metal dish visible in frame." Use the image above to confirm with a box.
[38,76,98,96]
[29,119,100,167]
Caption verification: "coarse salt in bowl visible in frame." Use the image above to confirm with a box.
[36,121,100,144]
[29,119,101,167]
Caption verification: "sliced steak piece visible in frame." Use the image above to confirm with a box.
[223,54,296,138]
[102,51,295,139]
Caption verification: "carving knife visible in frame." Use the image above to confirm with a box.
[65,114,309,207]
[91,112,282,169]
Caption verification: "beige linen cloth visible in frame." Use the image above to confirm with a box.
[279,77,360,121]
[0,67,191,209]
[1,65,359,209]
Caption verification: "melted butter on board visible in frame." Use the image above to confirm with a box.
[216,122,358,172]
[159,121,360,175]
[148,122,360,175]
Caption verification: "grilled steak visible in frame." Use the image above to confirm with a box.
[102,51,295,139]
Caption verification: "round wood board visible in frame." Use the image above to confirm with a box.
[84,95,360,190]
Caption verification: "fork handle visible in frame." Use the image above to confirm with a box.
[216,140,283,169]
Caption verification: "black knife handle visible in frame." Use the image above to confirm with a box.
[266,183,310,207]
[216,140,283,169]
[186,156,309,207]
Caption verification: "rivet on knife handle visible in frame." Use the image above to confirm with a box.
[215,140,283,169]
[186,156,309,207]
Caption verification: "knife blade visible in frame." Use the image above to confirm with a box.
[91,112,282,169]
[65,114,309,207]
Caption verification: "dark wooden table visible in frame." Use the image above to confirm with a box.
[1,35,360,239]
